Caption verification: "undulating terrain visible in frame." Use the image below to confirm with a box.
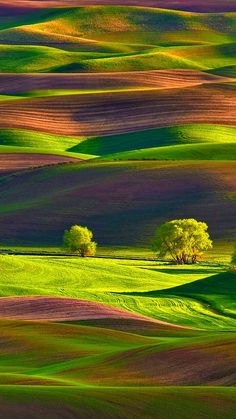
[0,1,236,418]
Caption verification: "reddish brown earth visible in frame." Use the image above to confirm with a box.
[76,318,196,336]
[0,1,235,13]
[0,296,188,328]
[0,375,67,386]
[0,84,235,136]
[0,71,231,95]
[85,337,236,386]
[0,154,80,174]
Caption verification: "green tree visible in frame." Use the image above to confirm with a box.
[152,218,212,264]
[231,244,236,272]
[63,225,97,257]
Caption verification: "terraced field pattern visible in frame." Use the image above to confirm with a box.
[0,1,236,418]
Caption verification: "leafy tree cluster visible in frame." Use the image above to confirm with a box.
[63,218,213,263]
[231,244,236,272]
[63,225,96,257]
[232,246,236,264]
[152,218,212,265]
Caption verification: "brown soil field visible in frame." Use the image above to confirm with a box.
[0,296,187,328]
[87,336,236,386]
[0,154,80,174]
[75,318,195,336]
[0,71,231,95]
[0,84,235,136]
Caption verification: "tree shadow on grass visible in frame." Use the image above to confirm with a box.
[141,268,219,276]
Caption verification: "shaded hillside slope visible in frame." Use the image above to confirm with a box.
[0,161,235,245]
[2,124,236,161]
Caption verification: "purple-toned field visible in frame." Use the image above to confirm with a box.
[1,0,236,13]
[0,71,230,94]
[0,84,235,136]
[0,153,79,174]
[0,161,235,245]
[0,296,182,325]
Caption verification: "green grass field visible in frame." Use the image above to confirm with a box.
[0,43,235,73]
[0,252,236,418]
[104,142,236,160]
[0,254,235,330]
[1,124,236,160]
[71,125,236,156]
[0,128,96,159]
[0,6,236,73]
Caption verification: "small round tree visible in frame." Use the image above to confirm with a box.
[152,218,212,264]
[63,225,97,257]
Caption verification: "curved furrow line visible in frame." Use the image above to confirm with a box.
[0,296,190,329]
[0,71,231,94]
[0,154,81,174]
[0,85,235,136]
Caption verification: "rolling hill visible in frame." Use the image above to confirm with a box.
[0,254,236,418]
[0,385,235,419]
[1,0,236,14]
[0,6,235,73]
[2,124,236,161]
[0,161,235,245]
[0,255,235,329]
[0,84,235,136]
